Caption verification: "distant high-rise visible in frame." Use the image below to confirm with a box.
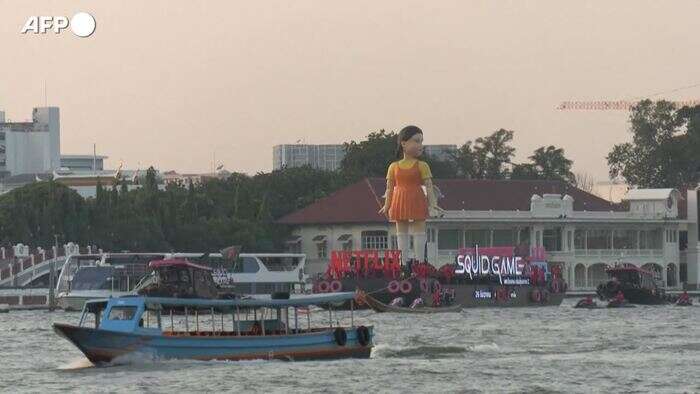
[0,107,60,177]
[273,144,345,171]
[273,143,457,171]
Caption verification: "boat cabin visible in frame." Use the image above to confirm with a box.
[78,293,360,338]
[135,259,219,299]
[605,266,658,290]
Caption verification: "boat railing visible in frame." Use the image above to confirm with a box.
[79,293,359,337]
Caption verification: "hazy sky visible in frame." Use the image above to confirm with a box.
[1,1,699,180]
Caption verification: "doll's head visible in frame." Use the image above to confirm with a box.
[396,125,423,159]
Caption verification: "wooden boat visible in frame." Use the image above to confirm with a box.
[596,266,667,305]
[359,292,462,314]
[53,292,373,364]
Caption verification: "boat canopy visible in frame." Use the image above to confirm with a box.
[84,292,357,311]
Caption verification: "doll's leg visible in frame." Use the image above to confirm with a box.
[395,221,410,264]
[409,220,427,263]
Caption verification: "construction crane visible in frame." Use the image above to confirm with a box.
[557,82,700,110]
[556,99,700,111]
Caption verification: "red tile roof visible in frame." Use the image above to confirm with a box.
[277,178,623,225]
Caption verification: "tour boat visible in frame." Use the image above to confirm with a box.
[596,265,668,305]
[53,292,372,363]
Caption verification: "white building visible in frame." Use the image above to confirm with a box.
[0,107,60,177]
[278,178,700,291]
[273,144,457,171]
[60,155,107,172]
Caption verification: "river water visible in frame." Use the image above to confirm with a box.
[1,299,698,393]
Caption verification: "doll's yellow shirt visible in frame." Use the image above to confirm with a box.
[386,159,432,181]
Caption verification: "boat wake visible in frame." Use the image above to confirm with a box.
[373,343,469,359]
[57,357,94,370]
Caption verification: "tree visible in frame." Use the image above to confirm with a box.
[572,172,596,193]
[607,100,700,188]
[340,130,397,181]
[450,141,478,178]
[529,145,574,183]
[473,128,516,179]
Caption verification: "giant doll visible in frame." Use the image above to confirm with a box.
[379,125,444,265]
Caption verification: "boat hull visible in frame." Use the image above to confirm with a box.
[318,277,565,308]
[53,323,373,364]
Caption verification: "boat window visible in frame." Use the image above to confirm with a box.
[70,267,115,290]
[178,269,191,283]
[232,257,261,273]
[258,256,300,272]
[108,306,138,321]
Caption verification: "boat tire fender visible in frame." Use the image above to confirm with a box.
[388,280,400,294]
[330,280,342,293]
[356,326,371,346]
[318,281,330,293]
[400,280,413,294]
[334,327,347,346]
[531,289,542,303]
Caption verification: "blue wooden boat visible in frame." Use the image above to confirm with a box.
[53,292,373,364]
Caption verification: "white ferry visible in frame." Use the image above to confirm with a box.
[56,252,308,311]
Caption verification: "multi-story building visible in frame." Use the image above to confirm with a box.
[278,178,700,291]
[0,107,60,177]
[60,155,107,172]
[273,144,457,171]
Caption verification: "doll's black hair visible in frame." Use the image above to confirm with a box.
[395,125,423,159]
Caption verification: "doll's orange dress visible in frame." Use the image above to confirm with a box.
[387,160,430,221]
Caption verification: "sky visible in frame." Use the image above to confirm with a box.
[1,1,699,180]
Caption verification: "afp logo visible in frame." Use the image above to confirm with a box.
[21,12,96,37]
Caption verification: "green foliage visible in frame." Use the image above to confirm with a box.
[607,100,700,188]
[0,126,579,251]
[0,166,349,252]
[513,145,574,183]
[340,130,397,181]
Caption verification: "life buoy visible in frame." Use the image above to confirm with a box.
[388,280,400,294]
[330,280,342,293]
[420,279,429,293]
[318,281,330,293]
[334,327,347,346]
[400,280,413,294]
[551,281,560,293]
[531,289,542,303]
[356,326,371,346]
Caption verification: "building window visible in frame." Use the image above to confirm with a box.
[639,229,662,249]
[438,229,460,250]
[613,229,637,249]
[586,229,612,249]
[361,231,388,250]
[542,227,562,251]
[680,231,688,250]
[517,227,530,246]
[567,231,573,251]
[574,229,585,250]
[464,229,490,248]
[317,242,327,259]
[493,229,515,247]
